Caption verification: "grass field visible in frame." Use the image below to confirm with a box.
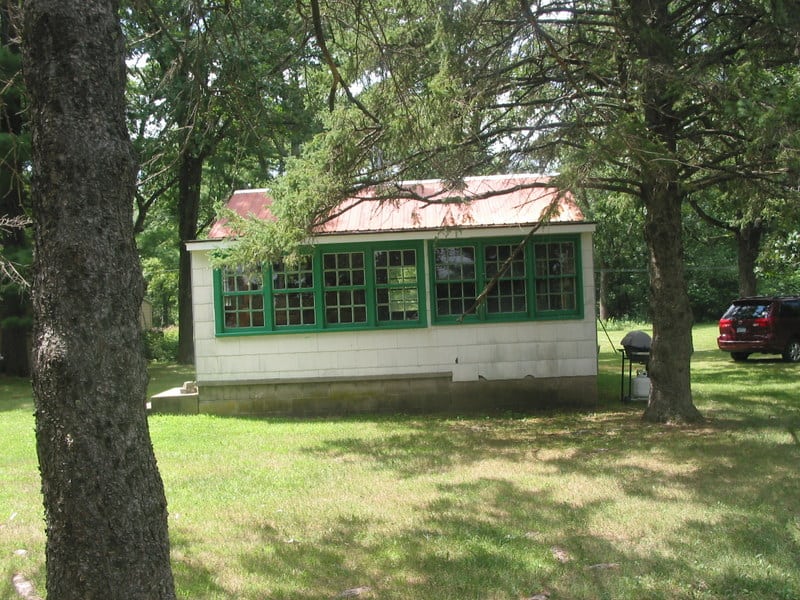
[2,323,799,599]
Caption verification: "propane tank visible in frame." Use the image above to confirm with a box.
[632,371,650,400]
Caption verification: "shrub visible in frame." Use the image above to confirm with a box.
[143,326,179,362]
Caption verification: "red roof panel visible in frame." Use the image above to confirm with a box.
[207,174,583,240]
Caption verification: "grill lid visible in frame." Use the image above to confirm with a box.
[621,330,651,352]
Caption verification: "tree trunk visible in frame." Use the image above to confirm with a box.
[735,223,762,297]
[598,266,610,321]
[631,0,702,423]
[176,153,202,364]
[22,1,176,597]
[641,183,702,423]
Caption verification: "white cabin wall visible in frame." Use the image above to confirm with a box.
[190,229,598,386]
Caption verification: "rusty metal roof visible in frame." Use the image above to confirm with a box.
[207,174,584,240]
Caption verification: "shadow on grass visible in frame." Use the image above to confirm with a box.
[0,376,33,413]
[274,386,800,598]
[160,340,799,598]
[146,363,197,398]
[0,362,196,414]
[230,448,800,598]
[236,479,596,599]
[169,529,233,599]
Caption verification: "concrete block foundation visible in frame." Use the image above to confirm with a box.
[190,373,597,417]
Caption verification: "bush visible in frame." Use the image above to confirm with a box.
[143,326,179,362]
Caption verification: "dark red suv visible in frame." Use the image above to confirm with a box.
[717,296,800,362]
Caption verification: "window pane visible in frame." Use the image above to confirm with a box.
[323,252,365,289]
[322,251,368,325]
[434,247,476,317]
[375,248,420,323]
[273,258,313,289]
[484,244,526,315]
[435,247,475,280]
[435,281,476,316]
[274,291,316,326]
[273,258,316,327]
[221,266,265,329]
[534,241,577,312]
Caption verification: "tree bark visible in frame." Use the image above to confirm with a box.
[597,265,610,321]
[631,0,702,423]
[641,183,702,423]
[735,223,762,297]
[22,1,176,597]
[176,153,202,364]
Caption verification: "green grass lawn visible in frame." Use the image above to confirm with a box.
[2,324,799,599]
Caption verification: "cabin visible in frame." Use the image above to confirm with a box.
[181,174,598,416]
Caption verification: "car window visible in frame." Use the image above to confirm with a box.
[779,300,800,318]
[724,303,771,319]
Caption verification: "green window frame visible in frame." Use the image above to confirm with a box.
[214,241,427,335]
[429,234,582,323]
[484,242,528,315]
[533,238,580,315]
[322,250,368,326]
[218,266,266,330]
[213,235,583,335]
[432,245,478,319]
[375,248,422,322]
[272,257,316,327]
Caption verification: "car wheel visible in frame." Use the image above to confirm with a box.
[731,352,750,362]
[782,339,800,363]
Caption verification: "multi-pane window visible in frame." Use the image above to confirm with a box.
[434,246,477,317]
[273,258,316,327]
[484,244,527,314]
[534,241,577,311]
[375,249,419,321]
[323,251,367,324]
[215,242,427,334]
[221,267,265,329]
[430,237,580,322]
[433,243,528,320]
[214,236,582,335]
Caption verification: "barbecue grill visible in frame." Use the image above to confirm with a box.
[620,330,651,402]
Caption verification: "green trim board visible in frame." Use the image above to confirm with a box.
[213,234,584,336]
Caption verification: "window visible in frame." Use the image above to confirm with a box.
[323,251,367,325]
[534,240,577,312]
[220,267,265,329]
[432,241,528,321]
[214,242,426,334]
[214,235,582,335]
[430,235,582,323]
[273,258,316,327]
[434,246,477,317]
[375,249,420,322]
[485,243,527,314]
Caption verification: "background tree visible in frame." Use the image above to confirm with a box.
[254,0,798,423]
[138,209,180,328]
[578,190,650,321]
[585,190,739,324]
[759,229,800,295]
[686,62,800,297]
[688,185,776,298]
[125,0,319,363]
[0,0,32,377]
[22,0,175,596]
